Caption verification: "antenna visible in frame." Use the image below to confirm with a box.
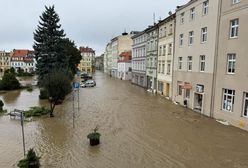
[153,13,156,24]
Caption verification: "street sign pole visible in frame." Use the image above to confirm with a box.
[20,111,26,156]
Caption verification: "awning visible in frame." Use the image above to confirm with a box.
[183,83,192,89]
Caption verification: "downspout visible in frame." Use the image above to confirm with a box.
[171,14,176,101]
[210,0,222,118]
[155,25,159,94]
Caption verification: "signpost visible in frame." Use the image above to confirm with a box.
[72,82,80,128]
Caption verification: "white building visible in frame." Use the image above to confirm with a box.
[117,51,132,80]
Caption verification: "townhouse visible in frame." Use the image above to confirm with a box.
[131,31,147,88]
[0,50,12,73]
[145,24,159,92]
[213,0,248,130]
[104,43,112,75]
[110,32,136,78]
[79,47,95,74]
[117,51,132,80]
[157,14,175,98]
[11,49,36,73]
[173,0,221,117]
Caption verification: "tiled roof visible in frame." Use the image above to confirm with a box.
[13,49,34,57]
[79,47,95,53]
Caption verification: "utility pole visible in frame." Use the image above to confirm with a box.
[20,111,26,156]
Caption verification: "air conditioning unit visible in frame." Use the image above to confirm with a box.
[196,85,204,93]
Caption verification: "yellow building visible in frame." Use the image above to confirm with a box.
[78,47,95,74]
[0,51,12,73]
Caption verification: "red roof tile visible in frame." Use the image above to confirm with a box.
[79,47,95,53]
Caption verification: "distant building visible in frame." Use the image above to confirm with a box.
[95,54,104,71]
[110,31,137,78]
[78,47,95,74]
[0,50,12,73]
[117,51,132,80]
[131,31,147,88]
[11,49,36,73]
[104,43,112,75]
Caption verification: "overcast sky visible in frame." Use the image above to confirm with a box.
[0,0,188,55]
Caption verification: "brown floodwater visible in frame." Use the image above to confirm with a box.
[1,71,248,168]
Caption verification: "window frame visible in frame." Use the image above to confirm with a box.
[243,92,248,118]
[187,56,193,71]
[227,53,236,74]
[188,31,194,46]
[179,34,184,47]
[203,0,209,16]
[222,89,235,112]
[190,7,195,21]
[199,55,206,72]
[230,18,239,38]
[178,57,183,70]
[201,27,208,43]
[232,0,240,5]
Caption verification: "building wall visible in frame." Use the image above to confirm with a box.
[117,62,132,80]
[173,0,221,116]
[0,51,11,73]
[132,32,147,88]
[104,43,112,75]
[157,15,175,98]
[214,0,248,130]
[146,26,158,92]
[79,52,95,74]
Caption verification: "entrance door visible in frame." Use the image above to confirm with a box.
[166,83,170,97]
[194,93,203,112]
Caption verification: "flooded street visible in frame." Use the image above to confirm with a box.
[1,71,248,168]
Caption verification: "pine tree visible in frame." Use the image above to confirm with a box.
[33,5,68,84]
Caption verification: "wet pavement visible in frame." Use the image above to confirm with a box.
[1,71,248,168]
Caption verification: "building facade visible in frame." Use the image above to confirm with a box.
[0,51,12,73]
[213,0,248,130]
[95,54,104,71]
[79,47,95,74]
[111,32,136,78]
[173,0,221,117]
[145,25,159,92]
[11,49,36,73]
[117,51,132,80]
[131,31,147,88]
[157,14,175,98]
[104,43,112,75]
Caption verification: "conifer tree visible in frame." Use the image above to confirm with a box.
[33,5,67,84]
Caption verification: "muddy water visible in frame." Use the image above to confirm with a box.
[1,71,248,168]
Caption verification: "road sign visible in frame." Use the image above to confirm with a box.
[73,82,80,89]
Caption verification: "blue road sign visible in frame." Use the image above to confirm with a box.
[73,82,80,89]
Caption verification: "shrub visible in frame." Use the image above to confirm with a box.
[24,106,50,118]
[39,88,48,99]
[17,148,40,168]
[0,72,20,90]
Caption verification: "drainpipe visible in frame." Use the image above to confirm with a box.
[210,0,222,118]
[171,14,176,101]
[155,25,159,94]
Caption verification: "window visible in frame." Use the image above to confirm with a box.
[199,55,206,72]
[190,7,195,20]
[178,57,182,70]
[189,31,194,45]
[159,46,162,56]
[230,19,239,38]
[168,43,172,55]
[201,27,207,43]
[222,89,235,112]
[227,54,236,74]
[158,61,161,73]
[163,45,166,56]
[162,61,165,74]
[243,93,248,117]
[164,27,167,37]
[167,63,171,75]
[203,1,209,15]
[179,34,184,46]
[185,89,190,99]
[232,0,240,4]
[178,81,183,96]
[180,12,185,24]
[187,56,193,71]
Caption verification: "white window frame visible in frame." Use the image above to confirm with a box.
[199,55,206,72]
[232,0,240,4]
[162,61,165,74]
[203,1,209,16]
[178,57,182,70]
[167,62,171,75]
[243,92,248,118]
[201,27,207,43]
[227,53,236,74]
[168,43,172,55]
[230,19,239,38]
[190,7,195,21]
[179,34,184,47]
[180,12,185,24]
[187,56,193,71]
[222,89,235,112]
[178,81,183,96]
[189,31,194,45]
